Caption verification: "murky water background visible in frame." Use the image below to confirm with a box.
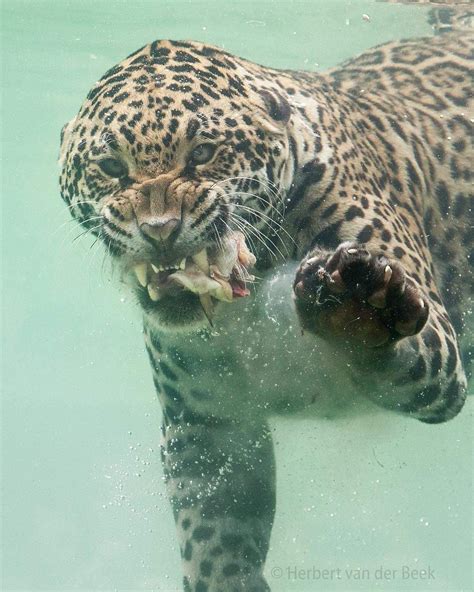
[2,1,472,590]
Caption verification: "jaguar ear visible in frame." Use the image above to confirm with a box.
[253,89,292,135]
[58,116,77,165]
[259,90,291,123]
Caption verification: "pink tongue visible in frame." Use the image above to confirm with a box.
[231,281,250,298]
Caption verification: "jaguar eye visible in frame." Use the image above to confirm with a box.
[98,158,128,178]
[189,143,217,165]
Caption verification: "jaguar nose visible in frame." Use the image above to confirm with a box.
[140,217,181,242]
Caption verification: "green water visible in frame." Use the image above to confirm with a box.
[1,1,472,590]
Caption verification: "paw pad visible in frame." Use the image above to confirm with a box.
[294,243,429,347]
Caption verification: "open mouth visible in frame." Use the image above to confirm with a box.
[133,258,187,301]
[132,232,256,323]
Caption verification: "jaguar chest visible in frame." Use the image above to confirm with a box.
[149,262,366,422]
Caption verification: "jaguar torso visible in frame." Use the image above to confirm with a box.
[60,22,472,592]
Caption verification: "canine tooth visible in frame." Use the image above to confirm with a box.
[199,294,214,325]
[193,249,209,272]
[134,263,147,287]
[147,284,160,301]
[179,258,186,270]
[347,248,358,254]
[151,264,159,273]
[384,265,392,283]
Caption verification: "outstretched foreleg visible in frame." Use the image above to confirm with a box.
[294,242,467,423]
[161,414,275,592]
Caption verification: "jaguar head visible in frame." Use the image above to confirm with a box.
[59,39,295,329]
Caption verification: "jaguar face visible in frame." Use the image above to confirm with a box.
[59,40,294,329]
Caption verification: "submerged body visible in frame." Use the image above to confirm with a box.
[60,15,472,592]
[148,262,362,421]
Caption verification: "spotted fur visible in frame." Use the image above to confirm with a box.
[59,11,472,592]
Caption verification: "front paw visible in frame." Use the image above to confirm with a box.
[293,242,429,347]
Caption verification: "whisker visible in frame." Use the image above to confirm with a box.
[54,216,103,255]
[228,198,296,248]
[61,199,100,218]
[230,203,288,246]
[216,190,280,260]
[231,207,292,258]
[228,213,285,261]
[229,209,287,257]
[72,222,104,243]
[100,236,113,279]
[230,215,278,261]
[51,215,103,240]
[221,218,258,262]
[217,176,289,226]
[87,230,108,280]
[212,221,224,253]
[209,176,284,216]
[212,175,283,204]
[222,183,288,223]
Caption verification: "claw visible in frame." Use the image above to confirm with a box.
[316,266,327,281]
[329,270,345,293]
[199,294,214,327]
[367,265,392,308]
[305,256,320,267]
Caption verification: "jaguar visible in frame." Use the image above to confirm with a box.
[59,3,472,590]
